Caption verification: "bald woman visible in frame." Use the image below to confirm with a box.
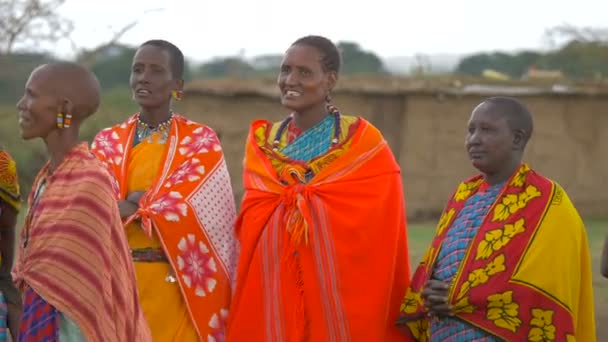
[13,62,151,342]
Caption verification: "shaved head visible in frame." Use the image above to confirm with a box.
[477,96,534,146]
[32,62,101,121]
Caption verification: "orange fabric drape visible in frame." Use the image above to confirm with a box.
[92,114,238,341]
[227,119,410,341]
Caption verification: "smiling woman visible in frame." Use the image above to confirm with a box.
[13,62,150,342]
[91,40,238,342]
[226,35,411,341]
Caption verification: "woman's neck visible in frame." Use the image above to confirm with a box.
[139,104,172,127]
[292,102,329,132]
[483,159,522,185]
[44,128,80,173]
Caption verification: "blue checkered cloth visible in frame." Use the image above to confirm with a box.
[281,114,334,162]
[0,292,6,342]
[18,286,59,342]
[430,182,504,342]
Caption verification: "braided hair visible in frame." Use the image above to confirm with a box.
[291,35,341,74]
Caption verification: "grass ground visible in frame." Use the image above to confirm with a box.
[406,220,607,340]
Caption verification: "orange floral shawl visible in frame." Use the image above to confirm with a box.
[91,114,238,340]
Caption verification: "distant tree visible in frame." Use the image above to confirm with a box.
[410,54,432,76]
[75,8,166,68]
[249,54,282,76]
[457,25,608,79]
[75,21,139,68]
[196,57,255,79]
[543,24,608,49]
[250,54,282,70]
[456,51,542,78]
[337,41,386,74]
[83,44,137,90]
[456,53,492,76]
[538,40,608,79]
[0,0,72,55]
[0,52,54,102]
[81,43,193,90]
[538,25,608,79]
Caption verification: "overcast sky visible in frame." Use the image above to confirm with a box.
[43,0,607,62]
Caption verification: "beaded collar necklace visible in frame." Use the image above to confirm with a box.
[272,105,341,152]
[136,112,173,143]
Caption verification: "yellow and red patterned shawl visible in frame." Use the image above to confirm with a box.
[0,149,21,212]
[398,164,596,342]
[12,143,151,341]
[91,114,238,339]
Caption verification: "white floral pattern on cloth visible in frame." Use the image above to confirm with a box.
[178,126,222,157]
[91,128,124,165]
[177,234,218,297]
[187,159,238,286]
[207,308,229,342]
[164,158,206,188]
[149,191,188,221]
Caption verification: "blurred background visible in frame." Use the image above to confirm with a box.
[1,0,606,339]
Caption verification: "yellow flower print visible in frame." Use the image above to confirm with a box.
[420,246,435,267]
[510,164,530,187]
[486,291,522,332]
[503,218,526,238]
[458,269,489,299]
[454,180,483,202]
[457,282,471,300]
[484,254,506,276]
[454,183,470,201]
[453,296,475,314]
[530,308,553,327]
[492,186,541,222]
[524,185,541,200]
[493,194,519,221]
[407,319,429,342]
[458,255,506,299]
[400,291,422,314]
[477,229,508,259]
[476,219,526,260]
[528,309,557,341]
[468,269,489,286]
[435,208,456,236]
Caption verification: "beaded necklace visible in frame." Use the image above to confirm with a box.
[272,105,341,152]
[136,112,173,144]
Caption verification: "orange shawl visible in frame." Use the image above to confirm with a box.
[91,114,238,340]
[398,164,596,341]
[227,119,410,341]
[12,143,151,341]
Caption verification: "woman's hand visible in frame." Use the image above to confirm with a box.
[118,200,139,219]
[421,279,453,317]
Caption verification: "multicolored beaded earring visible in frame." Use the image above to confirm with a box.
[172,90,184,101]
[56,113,73,129]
